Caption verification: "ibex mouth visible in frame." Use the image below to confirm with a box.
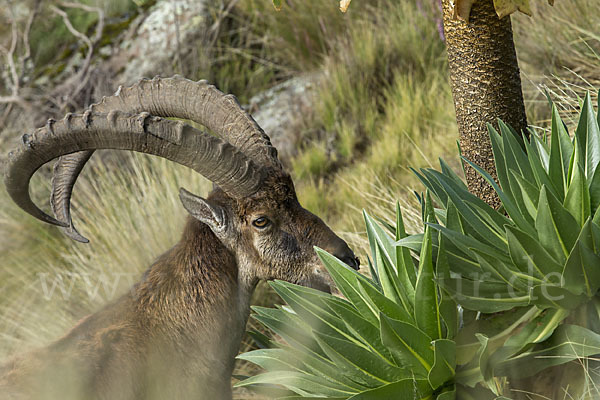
[306,264,337,295]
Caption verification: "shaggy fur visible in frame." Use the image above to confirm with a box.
[0,171,358,400]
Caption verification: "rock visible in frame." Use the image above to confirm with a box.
[110,0,208,85]
[247,75,316,163]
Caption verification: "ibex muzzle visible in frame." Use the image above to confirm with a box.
[1,76,358,399]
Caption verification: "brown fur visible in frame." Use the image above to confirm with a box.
[0,170,358,400]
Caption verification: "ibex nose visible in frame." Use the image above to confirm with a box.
[331,241,360,270]
[339,254,360,270]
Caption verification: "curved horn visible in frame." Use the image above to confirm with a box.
[51,76,280,242]
[5,111,267,232]
[90,76,280,167]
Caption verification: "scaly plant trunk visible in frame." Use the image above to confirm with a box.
[442,0,527,208]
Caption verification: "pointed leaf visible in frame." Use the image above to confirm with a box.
[428,339,456,390]
[561,221,600,297]
[415,226,442,340]
[563,163,591,226]
[379,313,435,376]
[496,324,600,379]
[396,203,417,289]
[348,379,432,400]
[462,158,534,235]
[316,248,379,325]
[365,212,413,312]
[506,225,563,279]
[235,371,355,396]
[548,104,571,199]
[437,234,459,340]
[535,186,580,263]
[314,331,407,385]
[574,92,600,178]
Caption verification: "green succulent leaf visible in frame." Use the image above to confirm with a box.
[325,301,397,366]
[548,104,572,199]
[525,136,559,199]
[455,307,537,366]
[235,371,355,397]
[509,170,539,220]
[347,379,432,400]
[505,225,563,280]
[364,211,414,312]
[488,125,511,198]
[530,284,588,310]
[429,169,509,249]
[415,226,442,340]
[563,163,591,226]
[495,324,600,379]
[395,202,418,289]
[436,274,529,313]
[428,339,456,390]
[316,248,379,325]
[437,234,459,340]
[379,313,435,377]
[498,120,535,185]
[314,331,408,385]
[462,158,534,236]
[535,186,580,263]
[561,221,600,297]
[589,166,600,212]
[574,92,600,179]
[356,279,414,323]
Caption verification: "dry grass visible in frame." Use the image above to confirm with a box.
[0,153,211,357]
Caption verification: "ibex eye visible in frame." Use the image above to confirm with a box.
[252,217,270,229]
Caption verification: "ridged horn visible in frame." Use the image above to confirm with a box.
[5,111,267,235]
[51,76,280,242]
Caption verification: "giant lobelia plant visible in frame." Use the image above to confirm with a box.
[399,93,600,395]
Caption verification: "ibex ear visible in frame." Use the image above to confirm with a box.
[179,188,226,232]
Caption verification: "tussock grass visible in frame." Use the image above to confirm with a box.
[291,0,457,251]
[514,0,600,124]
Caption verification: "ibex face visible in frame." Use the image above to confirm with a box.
[181,172,358,293]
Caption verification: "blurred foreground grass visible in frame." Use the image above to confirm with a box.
[1,0,599,396]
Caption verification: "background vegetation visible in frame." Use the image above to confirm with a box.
[1,0,599,398]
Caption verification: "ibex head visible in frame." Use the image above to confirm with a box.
[4,76,358,293]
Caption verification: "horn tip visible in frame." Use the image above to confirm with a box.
[61,226,90,243]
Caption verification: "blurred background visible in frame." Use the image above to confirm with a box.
[0,0,598,397]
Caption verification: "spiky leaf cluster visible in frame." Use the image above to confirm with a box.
[395,93,600,390]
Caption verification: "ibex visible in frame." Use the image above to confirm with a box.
[1,76,359,400]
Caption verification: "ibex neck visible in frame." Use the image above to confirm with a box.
[131,218,256,379]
